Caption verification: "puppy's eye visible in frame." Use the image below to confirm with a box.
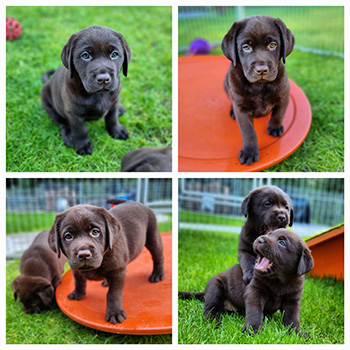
[242,44,252,52]
[64,232,73,241]
[268,42,277,50]
[110,50,119,59]
[285,205,289,210]
[91,228,100,237]
[264,200,272,207]
[80,51,92,61]
[278,239,287,247]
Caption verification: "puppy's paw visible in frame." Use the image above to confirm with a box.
[267,124,284,137]
[106,308,127,324]
[239,145,259,165]
[68,290,86,300]
[118,106,126,116]
[109,124,129,140]
[149,269,165,283]
[75,140,93,155]
[242,324,260,335]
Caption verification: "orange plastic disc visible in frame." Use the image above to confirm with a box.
[56,232,172,334]
[178,56,312,172]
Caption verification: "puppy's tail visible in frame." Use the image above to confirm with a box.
[107,198,129,206]
[178,291,205,301]
[42,69,56,84]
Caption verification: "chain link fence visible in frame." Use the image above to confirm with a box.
[179,178,344,237]
[179,6,344,57]
[6,178,172,258]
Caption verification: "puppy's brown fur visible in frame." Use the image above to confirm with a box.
[41,25,131,155]
[222,15,294,165]
[11,230,66,313]
[48,199,164,324]
[239,185,293,284]
[203,229,313,334]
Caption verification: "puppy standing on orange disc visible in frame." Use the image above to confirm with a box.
[222,15,295,165]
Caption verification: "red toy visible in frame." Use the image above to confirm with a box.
[6,18,22,40]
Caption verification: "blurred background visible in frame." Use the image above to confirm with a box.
[179,6,343,56]
[6,178,172,258]
[179,178,344,238]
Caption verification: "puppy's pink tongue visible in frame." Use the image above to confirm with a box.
[255,256,273,271]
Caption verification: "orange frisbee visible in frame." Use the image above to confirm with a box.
[56,232,172,334]
[179,56,312,172]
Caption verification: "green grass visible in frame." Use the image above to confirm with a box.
[6,260,171,344]
[180,210,245,226]
[179,6,344,172]
[178,230,344,344]
[6,6,172,172]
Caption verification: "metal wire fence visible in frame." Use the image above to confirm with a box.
[6,178,172,258]
[179,6,344,57]
[179,178,344,237]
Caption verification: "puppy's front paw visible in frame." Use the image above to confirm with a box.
[75,140,93,155]
[109,124,129,140]
[149,269,165,282]
[267,124,284,137]
[106,308,127,324]
[239,145,259,165]
[68,290,86,300]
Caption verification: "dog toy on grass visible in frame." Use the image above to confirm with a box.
[6,18,22,40]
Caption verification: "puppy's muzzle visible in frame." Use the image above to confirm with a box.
[96,72,112,87]
[78,249,92,260]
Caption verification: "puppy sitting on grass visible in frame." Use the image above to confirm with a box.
[179,229,313,334]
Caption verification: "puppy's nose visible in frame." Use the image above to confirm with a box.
[96,73,111,85]
[77,250,92,260]
[277,213,287,222]
[256,237,265,245]
[255,65,269,75]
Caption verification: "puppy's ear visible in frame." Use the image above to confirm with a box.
[289,207,294,227]
[221,21,242,67]
[241,190,254,217]
[48,213,65,258]
[297,246,314,276]
[97,208,121,251]
[116,33,131,77]
[274,18,295,63]
[11,278,19,300]
[61,33,77,79]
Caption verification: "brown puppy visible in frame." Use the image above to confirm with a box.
[48,199,164,324]
[41,25,131,155]
[222,15,295,165]
[11,230,66,313]
[239,185,293,284]
[121,147,172,172]
[203,229,313,334]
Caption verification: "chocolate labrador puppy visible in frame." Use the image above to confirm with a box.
[204,229,313,334]
[41,25,131,155]
[48,199,164,324]
[180,229,314,334]
[11,230,67,313]
[239,185,293,284]
[121,147,172,172]
[222,15,295,165]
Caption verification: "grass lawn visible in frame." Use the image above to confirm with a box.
[178,230,344,344]
[6,260,171,344]
[179,6,344,172]
[180,210,245,226]
[6,6,172,172]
